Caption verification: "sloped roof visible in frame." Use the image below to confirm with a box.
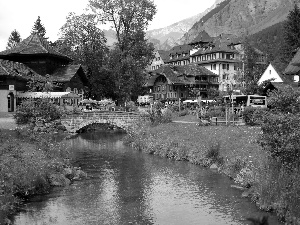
[17,92,81,99]
[285,48,300,75]
[50,64,88,84]
[173,64,217,77]
[157,50,170,62]
[189,30,213,45]
[144,64,217,87]
[169,44,192,54]
[0,59,39,80]
[0,33,72,62]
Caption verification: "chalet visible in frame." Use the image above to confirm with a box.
[0,33,89,112]
[144,64,219,101]
[258,63,285,84]
[284,47,300,83]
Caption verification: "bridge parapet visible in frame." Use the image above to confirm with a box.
[61,111,142,133]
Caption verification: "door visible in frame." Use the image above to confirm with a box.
[8,93,14,112]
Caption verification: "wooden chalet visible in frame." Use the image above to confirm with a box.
[0,33,89,112]
[144,64,218,101]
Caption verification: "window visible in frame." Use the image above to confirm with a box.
[211,64,216,70]
[222,64,226,69]
[269,70,271,74]
[213,53,216,59]
[157,86,160,92]
[74,88,78,94]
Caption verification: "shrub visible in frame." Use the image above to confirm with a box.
[242,107,268,125]
[146,102,172,125]
[14,99,63,125]
[259,112,300,168]
[206,106,226,118]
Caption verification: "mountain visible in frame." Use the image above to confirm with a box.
[180,0,300,44]
[145,0,227,50]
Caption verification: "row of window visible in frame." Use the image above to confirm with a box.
[170,53,188,60]
[191,53,234,63]
[154,85,177,92]
[151,64,163,70]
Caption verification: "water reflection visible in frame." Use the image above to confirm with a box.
[13,131,282,225]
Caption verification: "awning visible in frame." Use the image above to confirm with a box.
[17,92,81,99]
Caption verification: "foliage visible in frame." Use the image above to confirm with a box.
[281,3,300,66]
[56,13,109,99]
[0,130,69,223]
[267,85,300,113]
[27,74,54,92]
[89,0,156,103]
[31,16,46,37]
[206,106,226,118]
[146,102,172,125]
[242,107,268,126]
[6,29,21,49]
[260,112,300,167]
[14,99,63,125]
[242,41,268,95]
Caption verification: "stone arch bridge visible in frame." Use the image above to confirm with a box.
[61,111,142,133]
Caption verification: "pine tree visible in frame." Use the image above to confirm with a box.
[31,16,46,37]
[280,3,300,66]
[6,29,22,49]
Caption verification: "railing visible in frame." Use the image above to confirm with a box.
[62,111,141,120]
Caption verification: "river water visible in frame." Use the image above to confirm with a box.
[12,131,282,225]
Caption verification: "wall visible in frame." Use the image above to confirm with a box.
[0,90,16,112]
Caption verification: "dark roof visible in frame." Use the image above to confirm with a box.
[169,44,192,54]
[51,64,87,83]
[144,64,217,87]
[189,30,213,45]
[284,49,300,75]
[0,33,72,62]
[0,59,39,80]
[173,64,218,77]
[157,50,170,62]
[269,82,299,90]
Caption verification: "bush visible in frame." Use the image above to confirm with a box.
[242,107,268,125]
[14,99,63,125]
[259,112,300,168]
[146,102,172,125]
[206,106,226,118]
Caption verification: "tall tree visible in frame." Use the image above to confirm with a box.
[89,0,156,103]
[242,41,267,95]
[6,29,21,49]
[31,16,46,37]
[280,4,300,67]
[57,13,110,99]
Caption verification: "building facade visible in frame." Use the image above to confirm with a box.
[0,33,89,112]
[144,64,219,101]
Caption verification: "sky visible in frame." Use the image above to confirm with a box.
[0,0,215,51]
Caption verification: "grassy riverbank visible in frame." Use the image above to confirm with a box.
[125,121,300,225]
[0,128,83,224]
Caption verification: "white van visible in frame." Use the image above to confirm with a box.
[137,95,153,106]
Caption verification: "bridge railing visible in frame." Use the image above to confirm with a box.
[62,111,142,120]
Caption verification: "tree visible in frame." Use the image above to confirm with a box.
[31,16,46,37]
[6,29,21,49]
[57,13,110,99]
[280,4,300,66]
[89,0,156,103]
[242,41,267,95]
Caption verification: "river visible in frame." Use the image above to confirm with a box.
[12,131,281,225]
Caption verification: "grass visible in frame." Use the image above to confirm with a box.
[125,117,300,224]
[0,128,70,223]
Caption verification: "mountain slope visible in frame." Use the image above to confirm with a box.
[181,0,299,44]
[146,0,227,50]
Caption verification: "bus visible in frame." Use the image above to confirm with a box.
[223,95,267,108]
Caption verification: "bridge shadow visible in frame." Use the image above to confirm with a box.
[77,123,127,134]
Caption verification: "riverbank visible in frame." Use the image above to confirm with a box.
[0,125,86,224]
[124,121,300,225]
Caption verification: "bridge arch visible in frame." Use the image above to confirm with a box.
[61,111,141,133]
